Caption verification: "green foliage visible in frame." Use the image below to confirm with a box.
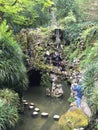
[0,0,54,32]
[81,26,98,45]
[58,11,76,26]
[55,0,74,18]
[67,96,74,103]
[0,89,19,107]
[0,89,19,130]
[0,0,30,25]
[0,21,28,96]
[40,72,51,88]
[82,62,98,109]
[63,22,98,45]
[63,22,98,65]
[96,124,98,129]
[55,0,83,22]
[92,87,98,109]
[80,44,98,68]
[75,0,98,22]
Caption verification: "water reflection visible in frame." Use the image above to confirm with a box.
[14,85,70,130]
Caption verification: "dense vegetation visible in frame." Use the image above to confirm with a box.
[0,0,98,129]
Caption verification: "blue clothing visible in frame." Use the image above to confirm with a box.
[72,85,82,107]
[72,85,82,99]
[76,97,81,107]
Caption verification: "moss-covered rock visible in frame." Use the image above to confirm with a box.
[59,108,89,130]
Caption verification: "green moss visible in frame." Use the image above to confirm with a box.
[59,109,89,130]
[67,97,74,103]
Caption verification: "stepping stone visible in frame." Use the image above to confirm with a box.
[74,128,84,130]
[30,102,34,106]
[41,112,48,117]
[32,111,39,117]
[24,102,28,105]
[29,105,34,110]
[34,108,40,112]
[23,100,26,103]
[53,115,60,121]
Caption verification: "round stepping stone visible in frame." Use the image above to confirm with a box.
[34,108,40,112]
[29,105,34,110]
[30,102,34,106]
[53,115,60,121]
[23,100,26,103]
[41,112,48,117]
[24,102,28,105]
[32,111,39,117]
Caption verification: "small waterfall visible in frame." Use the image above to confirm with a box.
[55,29,62,49]
[50,8,57,28]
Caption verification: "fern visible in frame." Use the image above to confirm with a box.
[82,62,98,109]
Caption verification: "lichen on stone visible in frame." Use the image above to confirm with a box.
[59,108,89,130]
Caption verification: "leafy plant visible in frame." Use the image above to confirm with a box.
[0,0,54,32]
[82,62,98,109]
[40,72,52,88]
[58,10,76,26]
[0,21,28,98]
[0,89,19,130]
[67,96,74,103]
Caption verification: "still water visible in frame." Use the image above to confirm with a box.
[14,85,70,130]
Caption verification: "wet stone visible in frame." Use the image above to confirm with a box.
[41,112,48,117]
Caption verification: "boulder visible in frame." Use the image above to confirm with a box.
[54,87,63,97]
[59,108,89,130]
[80,101,92,117]
[46,88,51,96]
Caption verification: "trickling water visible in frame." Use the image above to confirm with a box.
[50,7,57,28]
[14,84,70,130]
[55,29,61,49]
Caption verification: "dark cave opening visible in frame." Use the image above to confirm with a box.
[28,69,41,86]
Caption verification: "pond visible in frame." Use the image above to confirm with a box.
[14,85,70,130]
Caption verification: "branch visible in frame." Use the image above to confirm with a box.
[11,0,18,6]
